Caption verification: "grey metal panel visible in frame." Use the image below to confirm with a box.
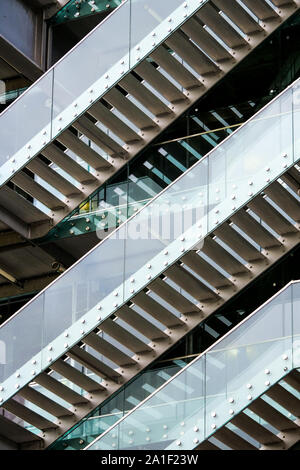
[119,73,173,117]
[26,158,81,197]
[99,318,152,353]
[248,196,298,235]
[117,305,168,340]
[18,386,73,418]
[214,223,265,261]
[248,397,298,431]
[34,372,89,405]
[73,115,127,156]
[67,346,121,381]
[165,30,219,76]
[88,102,142,143]
[2,399,57,430]
[42,144,96,184]
[57,130,111,171]
[50,359,103,392]
[196,3,247,48]
[83,332,136,367]
[105,87,156,130]
[133,291,184,327]
[213,0,264,34]
[231,413,282,444]
[11,171,66,210]
[149,277,200,313]
[241,0,280,20]
[166,263,219,301]
[231,209,282,248]
[150,46,201,90]
[182,251,232,288]
[181,17,233,62]
[135,61,187,103]
[201,237,249,275]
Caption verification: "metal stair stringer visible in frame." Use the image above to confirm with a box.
[0,0,299,238]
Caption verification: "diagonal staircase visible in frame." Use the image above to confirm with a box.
[0,76,299,449]
[0,0,299,239]
[85,280,300,451]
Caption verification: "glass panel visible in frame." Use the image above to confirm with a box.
[208,87,294,231]
[124,158,208,297]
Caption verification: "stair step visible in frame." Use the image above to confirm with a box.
[149,277,200,313]
[248,196,298,235]
[165,30,219,76]
[181,17,233,62]
[248,397,298,431]
[57,129,111,171]
[213,0,264,34]
[42,144,96,184]
[50,359,104,392]
[11,171,66,211]
[135,61,187,104]
[133,291,184,328]
[197,3,248,48]
[242,0,280,20]
[99,318,152,354]
[231,412,282,445]
[67,346,121,381]
[214,426,257,450]
[87,101,142,144]
[231,209,282,248]
[166,263,219,301]
[18,386,73,418]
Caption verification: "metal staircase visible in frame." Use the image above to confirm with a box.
[0,76,299,449]
[0,0,299,239]
[85,281,300,451]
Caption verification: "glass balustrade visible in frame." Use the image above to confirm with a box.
[86,281,300,450]
[0,78,298,407]
[0,0,209,188]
